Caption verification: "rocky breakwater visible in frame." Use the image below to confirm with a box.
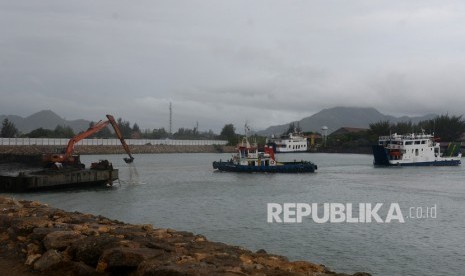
[0,196,370,276]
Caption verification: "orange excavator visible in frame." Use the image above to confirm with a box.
[42,114,134,168]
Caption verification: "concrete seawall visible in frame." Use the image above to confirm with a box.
[0,196,370,275]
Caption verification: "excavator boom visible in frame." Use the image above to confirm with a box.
[65,120,111,157]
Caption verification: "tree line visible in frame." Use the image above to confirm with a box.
[0,118,240,144]
[3,114,464,146]
[324,114,465,151]
[368,114,465,142]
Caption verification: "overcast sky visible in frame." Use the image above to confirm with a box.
[1,1,465,132]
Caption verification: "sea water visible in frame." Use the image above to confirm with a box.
[5,153,465,276]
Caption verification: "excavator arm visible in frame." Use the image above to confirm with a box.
[106,114,134,163]
[64,120,111,157]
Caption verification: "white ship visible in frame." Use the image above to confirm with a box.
[372,132,461,166]
[267,132,308,153]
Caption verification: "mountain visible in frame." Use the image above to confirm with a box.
[0,110,91,134]
[257,107,437,135]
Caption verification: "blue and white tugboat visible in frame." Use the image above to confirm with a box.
[213,134,317,173]
[372,131,462,166]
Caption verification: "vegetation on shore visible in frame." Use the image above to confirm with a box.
[325,115,465,152]
[2,115,464,154]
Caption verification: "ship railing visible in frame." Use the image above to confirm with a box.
[386,145,402,150]
[379,134,433,141]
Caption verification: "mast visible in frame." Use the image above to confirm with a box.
[169,102,172,135]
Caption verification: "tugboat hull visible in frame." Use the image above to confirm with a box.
[212,161,317,173]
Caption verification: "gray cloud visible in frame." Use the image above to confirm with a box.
[1,0,465,132]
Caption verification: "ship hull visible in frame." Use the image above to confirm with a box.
[212,161,317,173]
[372,145,461,167]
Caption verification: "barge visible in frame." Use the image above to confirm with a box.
[0,161,118,192]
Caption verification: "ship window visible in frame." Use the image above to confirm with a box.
[405,141,413,145]
[421,140,426,144]
[415,141,421,145]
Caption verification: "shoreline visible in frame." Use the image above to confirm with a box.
[0,145,374,156]
[0,145,236,156]
[0,196,370,275]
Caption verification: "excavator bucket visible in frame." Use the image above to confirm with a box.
[124,157,134,164]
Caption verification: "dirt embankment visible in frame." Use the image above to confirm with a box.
[0,196,370,276]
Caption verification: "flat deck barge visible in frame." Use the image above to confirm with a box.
[0,168,118,192]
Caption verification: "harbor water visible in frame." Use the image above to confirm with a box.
[3,153,464,276]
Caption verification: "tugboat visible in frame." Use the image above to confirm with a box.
[213,131,317,173]
[372,131,462,166]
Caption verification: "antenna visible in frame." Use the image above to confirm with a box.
[169,102,172,135]
[244,122,250,137]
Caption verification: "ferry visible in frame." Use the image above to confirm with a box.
[213,135,317,173]
[372,132,462,166]
[267,132,308,153]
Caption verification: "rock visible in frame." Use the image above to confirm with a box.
[9,217,50,236]
[27,243,42,255]
[136,260,196,276]
[239,254,253,264]
[151,228,172,239]
[16,235,27,242]
[33,250,63,271]
[193,234,206,242]
[69,235,119,266]
[0,232,9,242]
[141,224,153,231]
[0,214,14,228]
[25,253,42,265]
[98,226,111,233]
[43,230,84,250]
[145,241,175,252]
[98,247,164,272]
[29,227,62,242]
[62,261,96,276]
[72,224,88,232]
